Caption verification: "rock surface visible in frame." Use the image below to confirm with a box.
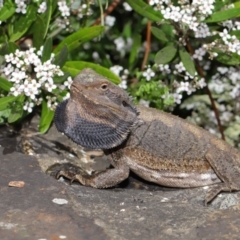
[1,122,240,240]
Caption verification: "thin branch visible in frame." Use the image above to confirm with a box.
[186,41,225,140]
[93,0,121,26]
[141,20,152,71]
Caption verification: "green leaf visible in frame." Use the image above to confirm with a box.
[154,45,177,64]
[205,7,240,23]
[181,95,211,109]
[215,52,240,65]
[151,27,168,43]
[63,61,121,84]
[0,109,11,124]
[8,95,25,123]
[129,34,141,68]
[123,22,132,38]
[42,37,53,62]
[10,5,37,42]
[230,30,240,39]
[33,15,46,50]
[42,0,53,38]
[161,24,175,40]
[39,98,54,133]
[126,0,162,22]
[179,49,196,77]
[53,26,105,55]
[8,42,18,53]
[0,77,13,91]
[53,72,70,83]
[225,122,240,141]
[53,45,68,68]
[0,0,15,21]
[0,96,18,111]
[214,0,231,11]
[0,42,18,55]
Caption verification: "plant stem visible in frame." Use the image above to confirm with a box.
[186,41,225,140]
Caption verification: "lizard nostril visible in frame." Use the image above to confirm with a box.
[122,101,127,107]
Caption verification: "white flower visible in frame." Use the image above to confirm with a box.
[58,1,70,17]
[187,85,196,95]
[123,2,132,11]
[23,102,34,113]
[46,96,57,110]
[38,1,47,13]
[63,92,70,100]
[219,29,231,43]
[195,24,211,38]
[159,64,171,74]
[92,51,100,60]
[10,85,21,96]
[118,80,127,89]
[177,81,189,93]
[175,62,186,73]
[3,64,14,76]
[15,1,27,14]
[37,46,44,56]
[173,93,182,104]
[217,67,228,75]
[29,79,41,90]
[142,68,155,81]
[114,37,125,52]
[110,65,123,76]
[10,70,26,83]
[193,47,206,61]
[64,76,73,89]
[198,78,206,88]
[5,53,14,62]
[45,81,57,92]
[105,16,116,27]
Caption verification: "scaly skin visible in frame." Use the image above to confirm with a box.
[54,68,240,204]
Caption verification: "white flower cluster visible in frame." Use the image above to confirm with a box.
[142,67,155,81]
[151,0,214,38]
[2,47,71,113]
[114,37,133,55]
[56,1,93,29]
[219,28,240,55]
[193,47,206,61]
[209,66,240,98]
[140,62,206,104]
[55,1,71,29]
[75,4,92,19]
[58,1,70,17]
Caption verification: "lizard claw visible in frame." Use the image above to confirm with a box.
[70,174,90,186]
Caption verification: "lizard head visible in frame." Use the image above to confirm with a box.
[54,68,140,149]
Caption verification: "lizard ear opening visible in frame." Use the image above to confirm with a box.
[54,99,138,149]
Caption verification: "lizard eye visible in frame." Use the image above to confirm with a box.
[101,84,108,90]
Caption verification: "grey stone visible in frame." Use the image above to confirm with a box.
[1,123,240,240]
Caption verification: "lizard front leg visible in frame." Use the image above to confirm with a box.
[57,164,130,188]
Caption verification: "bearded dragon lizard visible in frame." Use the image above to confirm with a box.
[54,68,240,204]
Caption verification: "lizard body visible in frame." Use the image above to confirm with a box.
[54,68,240,204]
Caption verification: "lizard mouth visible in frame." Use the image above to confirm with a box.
[71,82,84,93]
